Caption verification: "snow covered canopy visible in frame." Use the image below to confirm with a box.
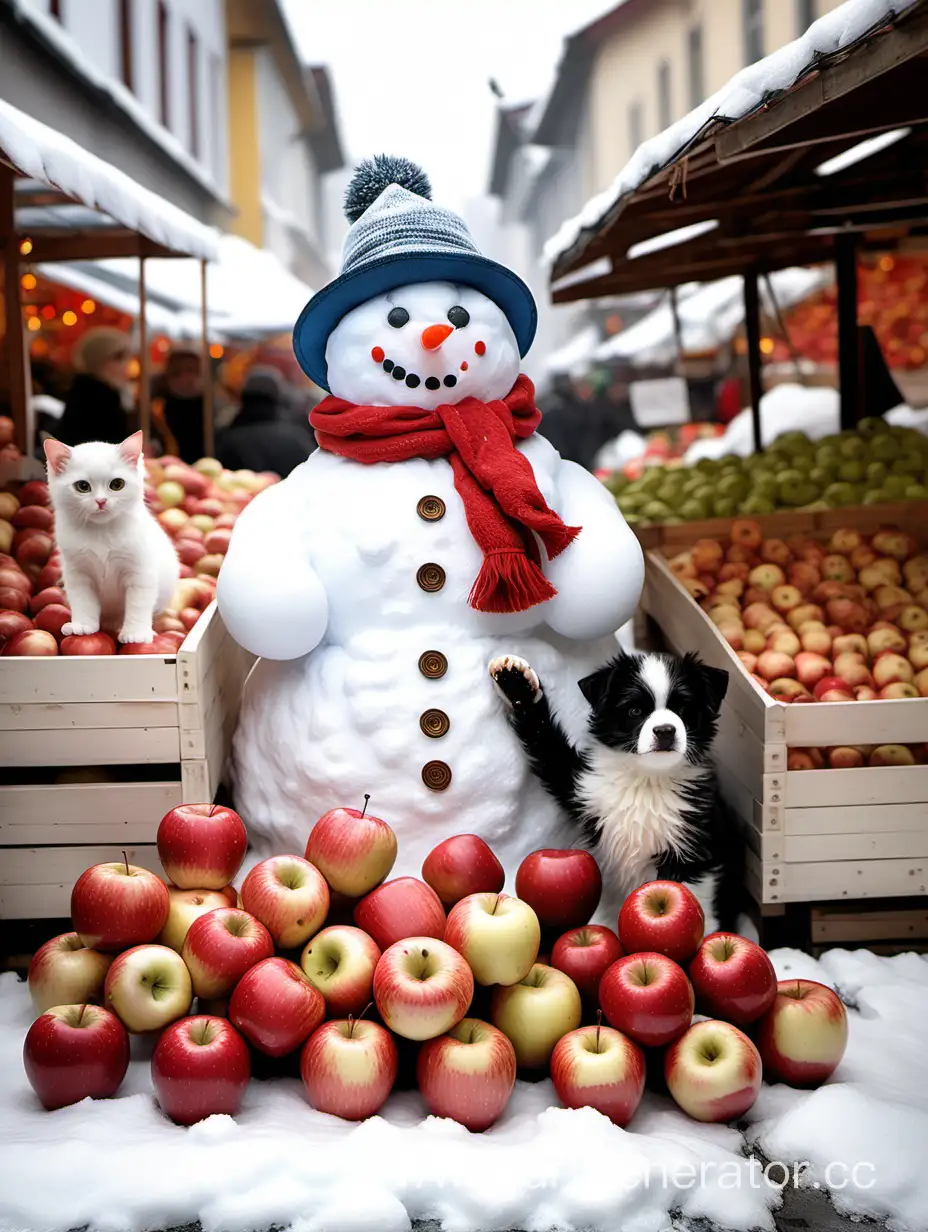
[0,99,218,262]
[546,0,928,300]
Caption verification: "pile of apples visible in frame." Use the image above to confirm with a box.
[24,804,848,1130]
[0,456,274,657]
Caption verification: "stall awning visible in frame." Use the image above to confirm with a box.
[545,0,928,300]
[544,325,602,377]
[0,98,218,262]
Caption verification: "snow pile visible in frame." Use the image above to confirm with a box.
[0,100,217,262]
[544,0,920,267]
[2,947,928,1232]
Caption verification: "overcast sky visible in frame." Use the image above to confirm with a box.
[282,0,615,214]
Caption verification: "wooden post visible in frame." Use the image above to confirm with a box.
[743,269,764,454]
[200,258,214,459]
[836,233,859,430]
[1,164,29,453]
[669,284,684,376]
[138,256,150,444]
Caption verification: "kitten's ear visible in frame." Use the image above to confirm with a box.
[118,431,144,466]
[44,438,71,476]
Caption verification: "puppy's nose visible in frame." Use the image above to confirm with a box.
[653,724,676,750]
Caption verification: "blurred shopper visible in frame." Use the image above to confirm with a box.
[55,327,134,445]
[216,366,315,477]
[155,346,205,463]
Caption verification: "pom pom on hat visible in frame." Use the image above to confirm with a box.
[344,155,432,224]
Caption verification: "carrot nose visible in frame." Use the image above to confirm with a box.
[421,323,454,350]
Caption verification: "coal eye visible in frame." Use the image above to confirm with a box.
[109,478,125,491]
[387,306,409,328]
[74,480,91,493]
[448,305,470,328]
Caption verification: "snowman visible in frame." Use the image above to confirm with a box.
[218,156,643,880]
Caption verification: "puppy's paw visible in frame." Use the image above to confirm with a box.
[489,655,543,708]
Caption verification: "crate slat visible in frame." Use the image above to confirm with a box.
[0,781,181,845]
[810,906,928,943]
[785,830,928,862]
[784,764,928,808]
[769,858,927,902]
[783,697,928,746]
[0,656,178,704]
[0,844,163,885]
[785,802,928,835]
[0,701,179,731]
[1,726,181,768]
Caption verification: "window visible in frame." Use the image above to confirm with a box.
[742,0,765,64]
[118,0,133,92]
[796,0,816,32]
[209,53,223,183]
[687,25,704,108]
[628,102,643,154]
[187,27,199,157]
[157,1,170,128]
[657,61,672,130]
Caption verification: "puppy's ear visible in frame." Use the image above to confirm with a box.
[701,665,729,713]
[578,655,635,709]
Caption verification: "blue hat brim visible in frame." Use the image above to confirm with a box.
[292,252,538,390]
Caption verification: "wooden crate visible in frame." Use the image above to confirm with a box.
[639,503,928,910]
[0,602,254,918]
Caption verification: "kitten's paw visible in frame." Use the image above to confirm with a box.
[488,655,543,708]
[63,621,100,637]
[119,625,154,645]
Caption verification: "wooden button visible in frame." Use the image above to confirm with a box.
[420,708,450,738]
[422,760,452,791]
[417,495,446,522]
[416,563,445,592]
[419,650,448,679]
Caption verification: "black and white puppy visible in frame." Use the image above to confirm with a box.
[489,650,743,929]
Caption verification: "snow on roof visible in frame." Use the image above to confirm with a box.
[544,0,920,267]
[92,234,313,337]
[35,262,204,339]
[597,267,831,366]
[0,99,219,262]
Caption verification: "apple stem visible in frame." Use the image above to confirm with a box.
[347,1015,355,1039]
[361,794,370,819]
[78,1003,87,1026]
[359,1000,373,1022]
[121,849,129,876]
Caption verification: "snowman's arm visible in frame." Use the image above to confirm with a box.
[216,465,328,660]
[543,459,644,640]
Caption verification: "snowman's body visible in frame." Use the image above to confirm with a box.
[219,279,644,879]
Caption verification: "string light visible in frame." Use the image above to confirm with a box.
[81,299,96,314]
[41,304,55,320]
[62,309,78,326]
[19,238,33,256]
[127,358,141,378]
[759,337,775,355]
[26,317,41,332]
[24,304,38,317]
[21,273,37,291]
[879,255,895,273]
[209,343,224,359]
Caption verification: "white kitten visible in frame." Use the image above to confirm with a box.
[44,432,179,644]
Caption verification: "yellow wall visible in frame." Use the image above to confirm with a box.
[586,0,849,197]
[226,46,262,246]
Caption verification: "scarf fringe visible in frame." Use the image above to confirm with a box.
[538,521,582,561]
[469,551,558,614]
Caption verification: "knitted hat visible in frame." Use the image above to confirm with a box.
[73,327,132,376]
[293,155,537,390]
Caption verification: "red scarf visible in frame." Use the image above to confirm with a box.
[310,375,580,614]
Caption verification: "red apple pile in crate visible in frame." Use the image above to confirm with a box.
[0,457,277,657]
[22,807,848,1130]
[670,521,928,703]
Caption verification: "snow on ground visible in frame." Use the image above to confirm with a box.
[545,0,920,268]
[2,948,927,1232]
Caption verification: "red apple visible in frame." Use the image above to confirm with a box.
[305,798,397,898]
[34,604,71,639]
[514,849,602,931]
[16,530,54,569]
[71,860,170,952]
[665,1019,762,1122]
[756,979,848,1087]
[300,1019,398,1121]
[599,952,694,1047]
[550,925,624,1002]
[28,586,65,613]
[240,854,329,949]
[300,924,381,1017]
[36,558,64,590]
[417,1018,517,1130]
[550,1022,646,1127]
[24,1004,130,1110]
[229,957,325,1056]
[3,628,58,655]
[104,944,193,1033]
[19,480,50,506]
[152,1016,251,1124]
[27,932,113,1015]
[0,609,33,643]
[182,907,274,998]
[373,937,473,1041]
[117,637,179,655]
[158,886,238,952]
[618,880,704,964]
[157,803,248,889]
[421,834,505,907]
[354,877,446,951]
[60,632,117,655]
[688,933,777,1024]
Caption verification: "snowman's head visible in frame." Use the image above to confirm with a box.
[324,282,521,408]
